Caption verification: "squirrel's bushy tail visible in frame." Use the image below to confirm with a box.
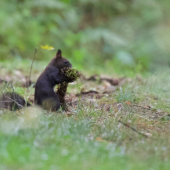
[0,92,31,111]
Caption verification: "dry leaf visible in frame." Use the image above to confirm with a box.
[144,133,152,137]
[96,137,107,142]
[125,101,132,105]
[41,45,55,50]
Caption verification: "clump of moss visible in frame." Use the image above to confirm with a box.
[57,68,81,111]
[56,82,68,110]
[61,67,81,82]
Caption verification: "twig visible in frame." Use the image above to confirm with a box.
[28,47,38,90]
[158,113,170,120]
[3,95,24,109]
[0,78,26,109]
[118,120,148,138]
[0,83,24,109]
[114,108,122,121]
[67,98,85,104]
[133,104,152,110]
[0,101,13,103]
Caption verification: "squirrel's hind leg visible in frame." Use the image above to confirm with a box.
[41,94,60,111]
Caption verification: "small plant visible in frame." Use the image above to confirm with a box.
[115,86,136,103]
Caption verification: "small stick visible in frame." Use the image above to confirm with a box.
[0,89,24,109]
[118,120,148,138]
[3,95,24,109]
[28,47,38,90]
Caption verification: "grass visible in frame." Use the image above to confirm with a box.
[0,59,170,170]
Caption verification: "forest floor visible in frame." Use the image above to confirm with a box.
[0,58,170,170]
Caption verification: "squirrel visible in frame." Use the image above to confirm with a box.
[0,49,74,111]
[34,49,73,111]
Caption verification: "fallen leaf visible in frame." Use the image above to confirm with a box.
[41,45,55,50]
[125,101,132,105]
[96,137,107,142]
[144,133,152,137]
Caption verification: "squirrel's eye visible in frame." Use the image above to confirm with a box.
[64,61,68,64]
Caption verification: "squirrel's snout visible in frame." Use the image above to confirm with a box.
[69,64,72,68]
[66,62,72,68]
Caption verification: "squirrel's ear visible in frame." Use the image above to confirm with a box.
[56,49,62,58]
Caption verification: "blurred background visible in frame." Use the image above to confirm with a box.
[0,0,170,75]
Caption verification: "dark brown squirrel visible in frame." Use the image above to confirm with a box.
[0,49,74,111]
[34,49,73,111]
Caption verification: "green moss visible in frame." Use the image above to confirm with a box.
[61,68,81,82]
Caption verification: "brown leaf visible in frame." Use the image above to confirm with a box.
[125,101,132,105]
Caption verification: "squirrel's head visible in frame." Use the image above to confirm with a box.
[53,49,72,69]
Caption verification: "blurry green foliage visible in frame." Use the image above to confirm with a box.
[0,0,170,74]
